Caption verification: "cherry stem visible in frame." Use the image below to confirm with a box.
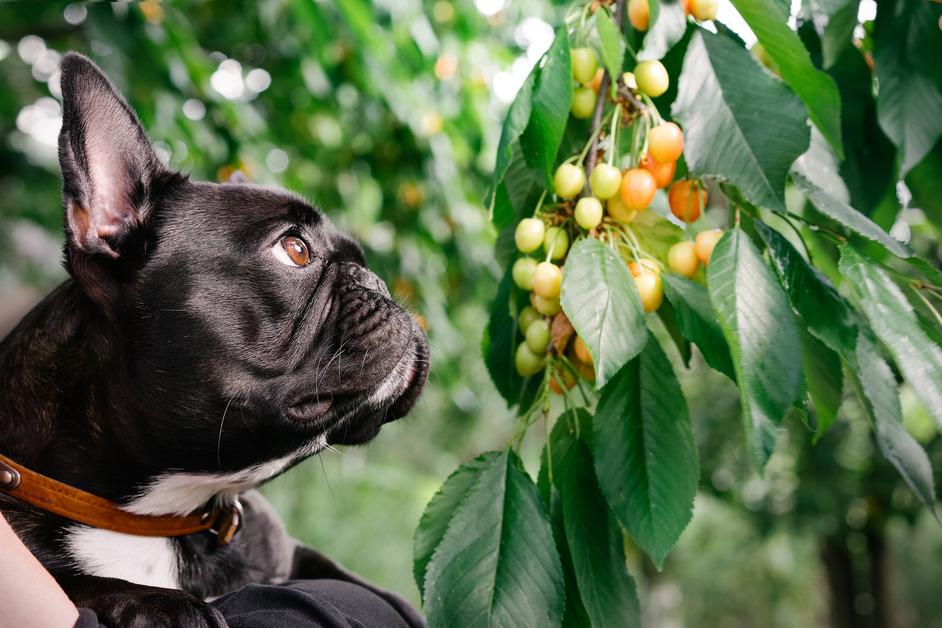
[913,287,942,328]
[586,0,627,177]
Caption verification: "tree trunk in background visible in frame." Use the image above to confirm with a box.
[821,526,892,628]
[866,527,889,628]
[822,536,857,628]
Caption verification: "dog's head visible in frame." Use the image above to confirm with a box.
[57,53,428,476]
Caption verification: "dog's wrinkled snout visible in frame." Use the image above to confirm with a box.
[338,262,390,298]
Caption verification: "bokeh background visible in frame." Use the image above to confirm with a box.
[1,2,941,627]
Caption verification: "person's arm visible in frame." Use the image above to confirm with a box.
[0,512,79,628]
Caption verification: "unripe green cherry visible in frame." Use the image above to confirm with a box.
[514,218,545,253]
[635,60,669,97]
[525,319,551,354]
[571,87,597,119]
[554,164,585,199]
[512,257,538,290]
[574,197,603,230]
[532,262,563,299]
[515,341,545,377]
[571,47,599,84]
[533,294,562,316]
[589,163,622,200]
[518,306,539,333]
[543,227,569,261]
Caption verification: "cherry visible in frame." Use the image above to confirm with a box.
[575,359,595,383]
[571,47,599,84]
[634,60,669,97]
[544,227,570,261]
[515,218,545,253]
[695,228,724,264]
[628,258,660,277]
[525,319,551,354]
[640,155,676,189]
[668,180,707,223]
[607,194,637,223]
[532,262,563,299]
[620,168,658,210]
[633,271,663,312]
[571,87,597,119]
[667,241,700,277]
[512,257,538,290]
[534,294,562,316]
[515,341,545,377]
[573,336,592,364]
[647,122,684,164]
[518,305,539,333]
[586,68,604,92]
[575,197,604,230]
[549,366,576,394]
[554,163,585,199]
[589,163,622,200]
[628,0,650,31]
[690,0,718,21]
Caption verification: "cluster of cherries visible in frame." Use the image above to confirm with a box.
[628,0,718,31]
[510,39,724,383]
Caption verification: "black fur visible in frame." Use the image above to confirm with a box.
[0,53,428,626]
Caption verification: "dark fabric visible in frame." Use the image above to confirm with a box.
[213,580,412,628]
[74,608,105,628]
[73,580,414,628]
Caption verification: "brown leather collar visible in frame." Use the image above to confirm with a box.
[0,453,242,546]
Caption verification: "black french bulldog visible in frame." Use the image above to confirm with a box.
[0,53,428,626]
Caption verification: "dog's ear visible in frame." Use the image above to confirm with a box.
[58,52,164,260]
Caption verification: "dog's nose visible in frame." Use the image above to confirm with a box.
[338,262,391,298]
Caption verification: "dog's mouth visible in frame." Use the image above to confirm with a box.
[284,396,334,423]
[283,334,428,434]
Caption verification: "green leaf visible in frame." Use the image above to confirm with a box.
[639,0,687,61]
[755,220,857,357]
[596,8,626,87]
[424,450,565,628]
[873,0,942,177]
[728,0,843,158]
[907,141,942,232]
[483,267,538,408]
[486,73,535,212]
[657,300,692,368]
[661,273,734,379]
[800,330,843,443]
[560,238,647,388]
[847,332,937,512]
[792,171,910,258]
[593,336,699,568]
[554,422,642,628]
[672,30,810,212]
[491,144,544,231]
[828,45,896,216]
[538,415,592,628]
[791,127,850,205]
[413,452,500,596]
[839,246,942,431]
[707,228,802,467]
[521,30,573,186]
[821,0,859,69]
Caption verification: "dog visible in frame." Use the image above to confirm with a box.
[0,53,429,626]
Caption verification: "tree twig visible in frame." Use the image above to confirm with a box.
[585,0,627,177]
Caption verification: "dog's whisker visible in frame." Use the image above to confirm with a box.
[216,398,233,469]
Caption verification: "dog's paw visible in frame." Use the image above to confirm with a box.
[88,587,227,628]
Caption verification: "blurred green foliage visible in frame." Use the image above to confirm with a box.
[1,1,941,624]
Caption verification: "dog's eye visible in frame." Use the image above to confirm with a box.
[273,236,311,267]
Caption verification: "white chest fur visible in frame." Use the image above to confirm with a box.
[67,527,179,589]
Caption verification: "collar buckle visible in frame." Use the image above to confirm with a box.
[0,460,21,490]
[209,497,244,547]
